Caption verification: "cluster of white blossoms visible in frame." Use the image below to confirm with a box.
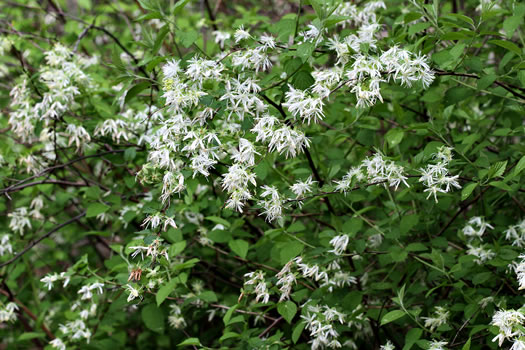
[419,146,461,202]
[0,302,18,323]
[301,303,346,349]
[513,254,525,291]
[462,216,494,240]
[428,340,448,350]
[0,234,13,257]
[243,270,270,304]
[42,275,103,349]
[40,272,71,290]
[491,309,525,347]
[168,304,187,329]
[462,216,495,264]
[129,236,170,262]
[505,219,525,247]
[422,306,449,331]
[9,44,95,143]
[335,152,409,192]
[258,185,285,223]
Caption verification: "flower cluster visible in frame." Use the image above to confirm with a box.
[335,153,409,191]
[0,234,13,257]
[0,302,18,323]
[422,306,450,331]
[419,146,461,202]
[491,309,525,347]
[301,303,347,349]
[243,270,270,304]
[505,219,525,247]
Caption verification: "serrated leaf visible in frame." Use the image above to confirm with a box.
[277,301,297,324]
[488,160,507,179]
[380,310,405,325]
[512,155,525,177]
[228,239,249,259]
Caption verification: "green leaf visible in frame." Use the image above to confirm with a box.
[297,42,315,63]
[219,332,240,342]
[292,71,315,90]
[222,304,239,325]
[408,22,430,35]
[205,216,231,227]
[477,74,497,90]
[228,239,249,259]
[461,183,477,201]
[141,304,165,333]
[512,155,525,177]
[380,310,405,325]
[489,181,512,192]
[125,81,151,104]
[169,241,187,257]
[178,338,201,347]
[152,25,170,55]
[279,241,304,264]
[489,40,522,56]
[487,160,507,179]
[177,30,199,48]
[503,16,522,38]
[18,332,45,341]
[400,214,419,235]
[292,321,306,343]
[277,301,297,324]
[199,291,218,302]
[86,203,110,218]
[156,280,177,306]
[462,337,471,350]
[403,328,423,350]
[173,0,192,15]
[385,129,405,148]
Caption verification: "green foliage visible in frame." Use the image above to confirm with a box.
[0,0,524,349]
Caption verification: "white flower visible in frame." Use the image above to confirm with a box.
[283,85,325,124]
[162,59,182,78]
[212,31,231,49]
[422,306,449,331]
[290,176,316,198]
[428,340,447,350]
[124,284,140,302]
[234,25,251,42]
[50,338,66,350]
[329,235,349,255]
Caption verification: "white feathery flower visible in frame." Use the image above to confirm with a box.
[162,59,182,78]
[329,235,349,255]
[234,25,251,42]
[290,176,316,198]
[283,85,325,124]
[212,31,231,49]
